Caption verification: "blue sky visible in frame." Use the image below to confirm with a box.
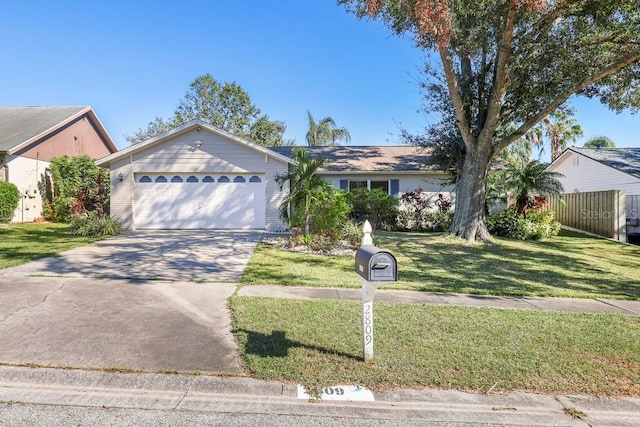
[1,1,637,152]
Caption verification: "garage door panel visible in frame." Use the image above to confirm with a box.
[134,174,265,229]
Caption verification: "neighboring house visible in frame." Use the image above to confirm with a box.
[547,147,640,239]
[0,106,118,222]
[547,147,640,196]
[97,119,453,232]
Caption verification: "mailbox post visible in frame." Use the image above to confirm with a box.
[354,220,397,361]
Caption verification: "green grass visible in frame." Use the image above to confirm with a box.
[231,296,640,397]
[0,223,102,269]
[241,230,640,300]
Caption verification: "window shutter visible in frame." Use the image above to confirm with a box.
[340,179,349,190]
[390,179,399,196]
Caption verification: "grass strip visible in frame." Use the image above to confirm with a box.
[231,296,640,397]
[0,223,101,269]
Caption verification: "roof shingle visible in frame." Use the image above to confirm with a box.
[270,145,441,173]
[570,147,640,179]
[0,106,88,151]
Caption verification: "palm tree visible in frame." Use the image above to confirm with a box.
[276,147,328,234]
[305,111,351,146]
[583,136,616,148]
[506,160,565,216]
[540,111,584,161]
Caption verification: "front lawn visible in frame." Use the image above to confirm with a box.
[231,296,640,396]
[241,230,640,300]
[0,223,102,269]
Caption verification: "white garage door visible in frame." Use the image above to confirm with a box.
[134,173,265,229]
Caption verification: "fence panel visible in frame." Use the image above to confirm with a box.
[549,190,626,241]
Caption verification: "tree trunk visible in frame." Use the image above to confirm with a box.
[448,142,494,243]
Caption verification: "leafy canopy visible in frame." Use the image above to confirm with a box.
[276,147,329,234]
[127,73,292,147]
[305,111,352,146]
[342,0,639,241]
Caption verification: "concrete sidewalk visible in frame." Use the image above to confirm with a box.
[237,285,640,315]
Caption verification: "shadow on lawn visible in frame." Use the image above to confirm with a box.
[237,328,361,361]
[377,232,639,300]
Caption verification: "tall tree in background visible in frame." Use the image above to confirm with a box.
[583,136,616,148]
[305,111,352,146]
[126,74,290,147]
[342,0,640,242]
[537,111,583,160]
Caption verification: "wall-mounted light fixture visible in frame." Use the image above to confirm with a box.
[195,139,203,149]
[118,173,123,182]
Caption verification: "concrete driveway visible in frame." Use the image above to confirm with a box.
[0,230,264,373]
[0,230,263,282]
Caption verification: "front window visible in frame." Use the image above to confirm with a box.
[370,180,389,194]
[349,181,368,192]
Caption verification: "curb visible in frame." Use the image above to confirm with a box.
[1,366,640,426]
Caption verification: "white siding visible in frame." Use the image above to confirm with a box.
[321,173,454,196]
[130,130,267,173]
[6,155,49,222]
[108,128,289,231]
[548,152,640,196]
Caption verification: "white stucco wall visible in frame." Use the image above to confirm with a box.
[6,155,49,222]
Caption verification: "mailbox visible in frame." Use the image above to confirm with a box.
[355,245,397,282]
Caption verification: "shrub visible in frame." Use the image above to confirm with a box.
[341,220,364,247]
[486,207,561,240]
[347,188,399,230]
[286,231,338,253]
[69,212,123,237]
[48,156,110,223]
[0,181,19,223]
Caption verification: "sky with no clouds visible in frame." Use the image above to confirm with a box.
[1,1,637,154]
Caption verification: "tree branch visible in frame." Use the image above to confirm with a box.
[479,3,517,144]
[494,50,640,153]
[439,47,474,146]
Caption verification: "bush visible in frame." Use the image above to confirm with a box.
[340,220,364,247]
[486,207,561,240]
[396,209,453,232]
[286,230,338,253]
[347,188,399,230]
[0,181,20,223]
[48,156,110,223]
[69,212,123,237]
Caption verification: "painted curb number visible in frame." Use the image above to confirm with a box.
[297,384,375,401]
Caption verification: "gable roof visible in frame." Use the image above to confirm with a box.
[96,119,294,167]
[270,145,442,174]
[557,147,640,179]
[0,106,117,153]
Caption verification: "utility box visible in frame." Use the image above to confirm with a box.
[355,245,397,282]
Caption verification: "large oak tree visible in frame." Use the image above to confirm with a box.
[342,0,640,242]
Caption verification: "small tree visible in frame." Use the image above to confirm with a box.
[506,160,564,216]
[0,181,19,223]
[276,147,329,234]
[48,155,110,222]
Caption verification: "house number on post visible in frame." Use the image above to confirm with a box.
[355,221,397,361]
